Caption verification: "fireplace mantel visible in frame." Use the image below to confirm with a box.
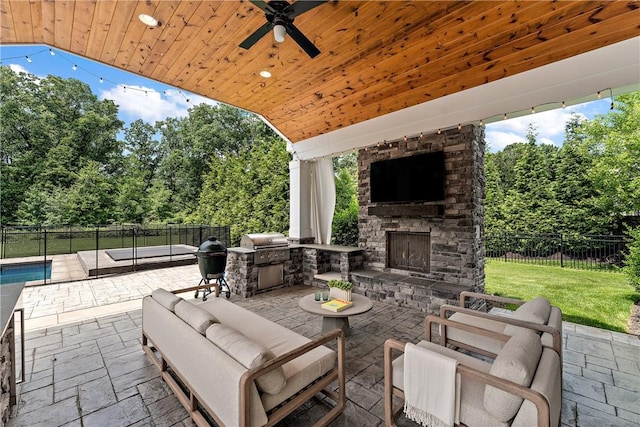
[368,203,444,218]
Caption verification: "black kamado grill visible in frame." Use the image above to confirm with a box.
[194,236,231,300]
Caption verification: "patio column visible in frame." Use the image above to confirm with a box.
[289,159,314,243]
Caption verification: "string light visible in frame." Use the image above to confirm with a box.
[1,47,619,141]
[2,47,197,104]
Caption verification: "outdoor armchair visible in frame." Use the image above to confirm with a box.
[439,292,562,361]
[384,315,562,427]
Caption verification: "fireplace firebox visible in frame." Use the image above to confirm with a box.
[387,231,430,273]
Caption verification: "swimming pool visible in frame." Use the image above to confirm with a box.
[0,261,52,284]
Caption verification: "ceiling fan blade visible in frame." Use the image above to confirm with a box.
[239,21,273,50]
[285,22,320,58]
[249,0,276,14]
[286,1,327,18]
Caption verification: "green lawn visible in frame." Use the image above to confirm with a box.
[485,259,638,333]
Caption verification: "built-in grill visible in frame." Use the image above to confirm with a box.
[240,233,290,290]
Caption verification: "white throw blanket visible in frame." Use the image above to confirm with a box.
[403,343,459,427]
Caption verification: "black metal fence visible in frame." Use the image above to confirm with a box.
[0,224,231,259]
[485,232,630,271]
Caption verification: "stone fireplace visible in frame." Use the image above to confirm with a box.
[351,124,485,312]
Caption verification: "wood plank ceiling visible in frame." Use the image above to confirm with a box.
[1,1,639,144]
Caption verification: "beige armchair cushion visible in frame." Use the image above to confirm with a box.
[503,297,551,336]
[484,329,542,422]
[206,323,286,395]
[151,288,182,312]
[175,300,218,334]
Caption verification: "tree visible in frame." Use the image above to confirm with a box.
[332,152,359,246]
[191,136,289,245]
[553,115,605,233]
[623,226,640,292]
[581,92,640,227]
[64,161,116,225]
[123,119,160,188]
[0,67,123,224]
[501,125,561,234]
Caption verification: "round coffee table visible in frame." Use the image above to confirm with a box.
[299,293,373,337]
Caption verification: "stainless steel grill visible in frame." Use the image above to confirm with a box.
[240,233,289,250]
[240,233,289,290]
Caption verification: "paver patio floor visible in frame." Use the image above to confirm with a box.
[7,266,640,426]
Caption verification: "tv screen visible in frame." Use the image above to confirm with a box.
[370,151,445,203]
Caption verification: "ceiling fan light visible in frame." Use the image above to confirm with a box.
[273,24,286,43]
[260,70,272,78]
[139,14,159,27]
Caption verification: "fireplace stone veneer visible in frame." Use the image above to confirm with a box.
[353,125,485,311]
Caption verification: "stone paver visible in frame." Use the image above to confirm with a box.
[7,266,640,427]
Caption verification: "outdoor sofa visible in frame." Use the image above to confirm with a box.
[142,288,345,427]
[384,315,562,427]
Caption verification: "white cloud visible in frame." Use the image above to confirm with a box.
[486,107,589,152]
[100,85,217,123]
[484,130,526,152]
[8,63,29,74]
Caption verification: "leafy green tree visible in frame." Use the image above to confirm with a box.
[123,119,160,188]
[15,186,51,226]
[332,152,359,246]
[114,166,148,223]
[146,179,174,223]
[581,92,640,227]
[484,151,506,234]
[64,161,116,225]
[623,226,640,292]
[502,125,561,234]
[553,115,605,233]
[0,67,122,224]
[192,136,290,245]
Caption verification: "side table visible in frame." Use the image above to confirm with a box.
[299,293,373,337]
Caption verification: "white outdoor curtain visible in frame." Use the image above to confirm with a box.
[310,158,336,244]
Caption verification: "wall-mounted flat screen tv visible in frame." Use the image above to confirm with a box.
[370,151,445,203]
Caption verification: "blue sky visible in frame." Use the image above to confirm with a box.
[1,45,612,153]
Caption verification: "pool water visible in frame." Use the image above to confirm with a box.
[0,261,52,284]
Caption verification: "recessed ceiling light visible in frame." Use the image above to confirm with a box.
[139,14,159,27]
[259,70,272,78]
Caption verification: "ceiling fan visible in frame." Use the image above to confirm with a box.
[239,0,327,58]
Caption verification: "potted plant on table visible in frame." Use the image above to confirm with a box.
[328,279,354,302]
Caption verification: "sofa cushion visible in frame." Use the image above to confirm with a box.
[175,300,218,334]
[151,288,182,312]
[503,297,551,336]
[484,329,542,422]
[206,323,286,395]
